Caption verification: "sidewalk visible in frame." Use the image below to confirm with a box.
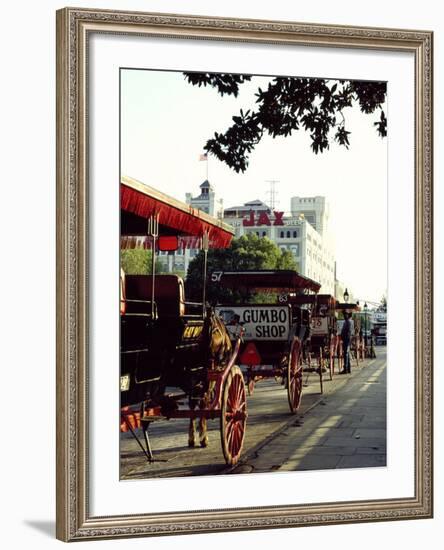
[231,348,387,473]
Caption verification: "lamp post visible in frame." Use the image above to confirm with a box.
[343,288,349,303]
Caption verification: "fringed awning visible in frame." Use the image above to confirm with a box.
[121,235,211,250]
[121,176,234,249]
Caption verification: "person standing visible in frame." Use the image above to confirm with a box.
[341,312,354,374]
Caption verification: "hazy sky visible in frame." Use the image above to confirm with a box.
[121,69,387,305]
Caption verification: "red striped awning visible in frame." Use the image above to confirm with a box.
[121,235,213,250]
[121,176,234,249]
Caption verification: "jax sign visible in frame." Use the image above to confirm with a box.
[216,305,290,341]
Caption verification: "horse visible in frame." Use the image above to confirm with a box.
[188,310,233,448]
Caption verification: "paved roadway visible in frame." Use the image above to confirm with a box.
[120,347,386,479]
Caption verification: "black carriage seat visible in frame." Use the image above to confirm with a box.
[125,275,185,318]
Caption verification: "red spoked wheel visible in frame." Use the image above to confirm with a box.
[220,365,247,465]
[287,339,303,413]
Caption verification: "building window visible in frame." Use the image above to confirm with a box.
[280,231,284,238]
[293,230,298,238]
[286,231,290,238]
[262,231,267,237]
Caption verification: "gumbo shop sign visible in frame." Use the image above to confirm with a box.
[216,305,290,341]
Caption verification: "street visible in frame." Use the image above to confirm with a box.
[120,347,386,479]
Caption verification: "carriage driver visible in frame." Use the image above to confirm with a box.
[340,311,354,374]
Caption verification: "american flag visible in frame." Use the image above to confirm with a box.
[199,152,208,161]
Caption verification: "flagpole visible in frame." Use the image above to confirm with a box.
[199,152,209,181]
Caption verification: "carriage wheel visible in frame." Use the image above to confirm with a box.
[220,365,247,465]
[287,339,303,413]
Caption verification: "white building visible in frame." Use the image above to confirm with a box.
[223,199,335,294]
[185,180,216,215]
[290,196,330,237]
[159,182,336,295]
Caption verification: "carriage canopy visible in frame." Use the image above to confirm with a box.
[289,294,337,307]
[121,175,234,249]
[216,270,321,294]
[336,302,361,311]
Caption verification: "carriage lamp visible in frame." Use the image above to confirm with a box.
[343,288,349,303]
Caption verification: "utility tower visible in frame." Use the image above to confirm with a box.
[265,180,279,210]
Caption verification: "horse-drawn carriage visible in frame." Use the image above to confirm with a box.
[288,294,340,391]
[213,270,321,412]
[120,176,247,466]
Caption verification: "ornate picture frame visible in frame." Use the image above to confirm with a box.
[56,7,433,541]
